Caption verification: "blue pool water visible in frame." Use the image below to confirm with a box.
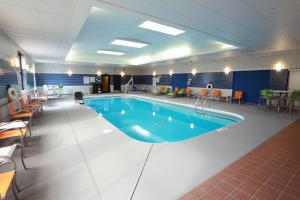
[86,97,241,143]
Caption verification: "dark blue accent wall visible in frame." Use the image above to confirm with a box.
[157,74,172,86]
[269,69,289,90]
[35,73,98,86]
[0,58,18,98]
[172,73,188,90]
[121,75,153,85]
[188,72,233,89]
[232,70,289,104]
[233,70,270,104]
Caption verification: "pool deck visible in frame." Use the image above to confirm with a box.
[5,93,300,200]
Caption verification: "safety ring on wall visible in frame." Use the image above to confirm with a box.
[206,83,213,89]
[7,87,17,100]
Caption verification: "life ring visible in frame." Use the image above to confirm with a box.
[7,87,17,100]
[206,83,213,89]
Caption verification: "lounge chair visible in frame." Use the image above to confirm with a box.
[167,87,179,97]
[184,88,192,97]
[0,159,19,200]
[8,102,33,126]
[199,88,208,99]
[34,90,48,104]
[152,86,165,95]
[0,121,29,169]
[211,89,221,101]
[19,97,41,117]
[230,91,243,104]
[161,87,170,95]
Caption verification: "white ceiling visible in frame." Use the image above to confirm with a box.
[0,0,300,65]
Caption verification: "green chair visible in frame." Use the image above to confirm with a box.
[168,88,185,98]
[162,87,170,95]
[167,87,179,97]
[259,89,278,110]
[288,90,300,113]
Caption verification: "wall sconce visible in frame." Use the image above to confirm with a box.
[67,70,72,76]
[274,62,284,72]
[169,69,173,76]
[192,68,196,75]
[120,71,125,77]
[152,71,157,77]
[96,70,102,76]
[224,66,231,74]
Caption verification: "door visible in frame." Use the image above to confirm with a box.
[101,74,110,93]
[113,75,121,91]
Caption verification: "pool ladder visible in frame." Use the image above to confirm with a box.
[195,96,210,114]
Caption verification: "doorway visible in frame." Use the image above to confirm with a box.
[113,75,121,91]
[101,74,110,93]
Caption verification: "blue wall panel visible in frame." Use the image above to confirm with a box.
[269,69,289,90]
[157,74,172,86]
[35,73,98,86]
[172,73,188,90]
[188,72,233,89]
[232,70,270,104]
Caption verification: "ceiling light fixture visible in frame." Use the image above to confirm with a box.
[96,70,102,76]
[97,50,126,56]
[139,21,185,36]
[169,70,174,76]
[153,71,157,77]
[111,39,149,48]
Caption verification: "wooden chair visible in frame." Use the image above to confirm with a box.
[230,91,243,104]
[7,102,33,127]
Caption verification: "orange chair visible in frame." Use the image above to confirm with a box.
[184,88,191,96]
[0,122,29,169]
[0,168,18,200]
[28,95,43,107]
[212,89,221,101]
[199,89,208,98]
[230,91,243,104]
[8,102,33,126]
[19,98,40,117]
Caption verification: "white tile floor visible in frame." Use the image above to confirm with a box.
[4,93,299,200]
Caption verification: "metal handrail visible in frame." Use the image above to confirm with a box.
[195,96,211,114]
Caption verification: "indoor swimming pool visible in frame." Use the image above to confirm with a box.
[86,96,242,143]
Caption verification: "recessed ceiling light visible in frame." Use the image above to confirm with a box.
[139,21,185,36]
[111,39,149,48]
[97,50,126,56]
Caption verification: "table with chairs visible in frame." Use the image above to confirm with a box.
[259,89,300,113]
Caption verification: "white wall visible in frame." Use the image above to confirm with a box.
[0,30,34,121]
[35,63,144,75]
[140,49,300,75]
